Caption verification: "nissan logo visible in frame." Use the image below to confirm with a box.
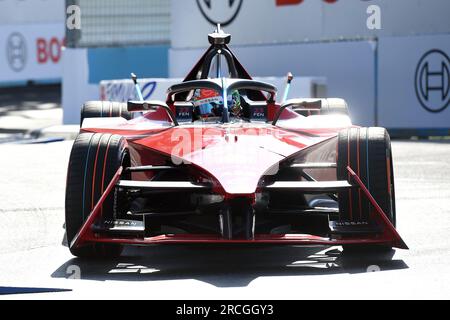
[415,49,450,113]
[6,32,27,72]
[197,0,243,27]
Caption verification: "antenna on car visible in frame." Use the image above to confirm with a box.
[208,24,231,46]
[131,73,144,101]
[282,72,294,103]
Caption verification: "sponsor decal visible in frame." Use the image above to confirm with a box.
[6,32,27,72]
[141,81,157,100]
[197,0,243,26]
[197,0,375,27]
[37,37,64,64]
[103,220,139,227]
[415,49,450,113]
[334,221,370,227]
[102,81,157,102]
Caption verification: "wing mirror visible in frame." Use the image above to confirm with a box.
[127,100,179,126]
[282,99,323,111]
[127,100,169,112]
[273,99,323,125]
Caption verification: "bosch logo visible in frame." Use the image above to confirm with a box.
[415,49,450,113]
[6,32,27,72]
[197,0,243,27]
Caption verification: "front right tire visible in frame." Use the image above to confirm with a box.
[337,127,396,252]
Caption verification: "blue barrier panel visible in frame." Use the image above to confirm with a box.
[87,45,169,84]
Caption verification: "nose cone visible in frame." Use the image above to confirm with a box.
[187,136,286,194]
[136,124,324,195]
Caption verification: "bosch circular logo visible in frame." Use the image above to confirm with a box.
[6,32,27,72]
[415,49,450,113]
[197,0,243,27]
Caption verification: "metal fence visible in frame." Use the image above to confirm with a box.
[66,0,170,48]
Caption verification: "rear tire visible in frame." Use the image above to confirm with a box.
[80,101,132,126]
[65,133,128,258]
[337,127,396,252]
[321,98,349,116]
[299,98,349,117]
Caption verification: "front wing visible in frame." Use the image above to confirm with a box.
[70,166,408,250]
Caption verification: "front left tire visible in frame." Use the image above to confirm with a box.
[65,133,128,258]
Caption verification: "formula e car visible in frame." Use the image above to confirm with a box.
[65,28,407,258]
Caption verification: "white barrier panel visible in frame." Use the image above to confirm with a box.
[170,40,376,126]
[62,48,99,124]
[171,0,450,49]
[100,79,183,103]
[378,34,450,130]
[0,24,64,84]
[0,0,64,25]
[100,77,326,103]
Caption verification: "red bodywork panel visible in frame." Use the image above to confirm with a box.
[131,125,330,195]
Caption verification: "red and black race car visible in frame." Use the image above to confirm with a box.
[65,28,407,258]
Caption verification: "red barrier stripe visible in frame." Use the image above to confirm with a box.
[347,130,352,220]
[100,135,112,216]
[387,152,392,196]
[91,135,102,210]
[357,128,362,220]
[335,137,340,221]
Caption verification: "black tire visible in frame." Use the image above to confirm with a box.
[337,128,396,251]
[80,101,133,126]
[65,133,129,258]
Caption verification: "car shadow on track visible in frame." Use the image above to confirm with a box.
[51,245,408,288]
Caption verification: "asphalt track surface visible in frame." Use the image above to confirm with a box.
[0,139,449,299]
[0,85,61,135]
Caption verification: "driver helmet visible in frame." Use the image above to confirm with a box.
[192,89,242,118]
